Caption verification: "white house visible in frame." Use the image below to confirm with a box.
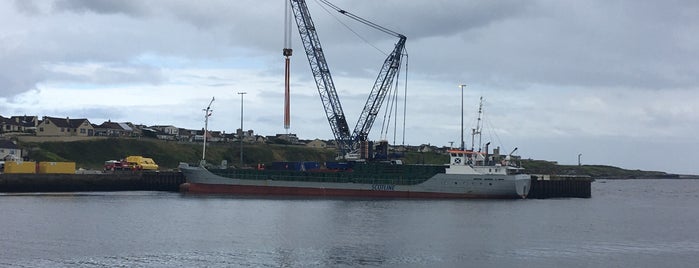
[0,140,21,160]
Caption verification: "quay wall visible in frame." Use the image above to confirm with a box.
[0,171,185,192]
[2,171,593,199]
[528,175,593,199]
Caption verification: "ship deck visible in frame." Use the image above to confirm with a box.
[208,163,447,186]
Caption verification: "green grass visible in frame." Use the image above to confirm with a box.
[19,138,341,170]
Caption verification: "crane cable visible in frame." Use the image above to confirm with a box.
[312,0,393,56]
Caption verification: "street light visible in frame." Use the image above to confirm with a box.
[578,153,582,166]
[459,84,466,150]
[238,92,247,167]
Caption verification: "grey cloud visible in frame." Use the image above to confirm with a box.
[13,0,43,15]
[2,0,698,100]
[400,0,699,90]
[0,65,45,96]
[56,107,127,122]
[44,64,165,86]
[52,0,149,17]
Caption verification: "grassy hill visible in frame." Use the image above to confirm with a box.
[14,138,673,178]
[19,138,341,170]
[518,159,672,179]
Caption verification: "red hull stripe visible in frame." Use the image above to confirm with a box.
[180,183,519,199]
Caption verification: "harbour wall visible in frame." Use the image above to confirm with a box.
[528,175,593,199]
[0,171,185,192]
[1,172,594,199]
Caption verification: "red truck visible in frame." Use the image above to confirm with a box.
[103,160,129,171]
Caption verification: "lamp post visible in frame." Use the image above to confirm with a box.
[578,153,582,166]
[238,92,247,167]
[459,84,466,150]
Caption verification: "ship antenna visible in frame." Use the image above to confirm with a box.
[202,96,215,165]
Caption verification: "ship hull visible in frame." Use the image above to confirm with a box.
[179,164,530,199]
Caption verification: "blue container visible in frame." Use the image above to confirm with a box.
[302,162,321,171]
[325,161,353,170]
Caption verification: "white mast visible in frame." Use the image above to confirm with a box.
[471,96,483,152]
[202,96,215,164]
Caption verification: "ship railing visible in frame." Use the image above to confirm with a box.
[214,169,429,185]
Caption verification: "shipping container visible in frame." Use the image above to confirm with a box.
[325,161,353,170]
[4,161,36,174]
[38,162,76,174]
[270,162,303,171]
[303,162,321,171]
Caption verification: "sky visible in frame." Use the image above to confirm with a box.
[1,0,698,175]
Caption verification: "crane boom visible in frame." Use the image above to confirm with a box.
[289,0,406,158]
[315,0,408,152]
[352,36,406,145]
[289,0,353,154]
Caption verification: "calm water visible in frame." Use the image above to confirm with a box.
[1,179,699,267]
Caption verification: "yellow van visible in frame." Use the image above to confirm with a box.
[125,156,159,170]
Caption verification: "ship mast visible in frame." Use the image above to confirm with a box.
[202,96,215,165]
[471,96,483,152]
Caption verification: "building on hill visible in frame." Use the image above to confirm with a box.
[126,122,142,137]
[275,133,299,144]
[94,120,136,137]
[151,125,179,136]
[36,116,94,136]
[10,115,38,133]
[0,139,21,161]
[306,139,329,148]
[0,116,19,133]
[146,125,179,141]
[1,115,39,134]
[208,130,225,143]
[236,129,256,143]
[178,128,198,142]
[253,135,268,143]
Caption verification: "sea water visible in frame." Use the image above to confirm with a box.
[1,179,698,267]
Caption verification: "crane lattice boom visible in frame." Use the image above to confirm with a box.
[289,0,406,158]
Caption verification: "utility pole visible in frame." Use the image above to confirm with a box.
[238,92,247,167]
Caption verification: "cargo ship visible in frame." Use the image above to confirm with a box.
[178,147,531,199]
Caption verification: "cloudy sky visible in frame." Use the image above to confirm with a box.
[1,0,698,174]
